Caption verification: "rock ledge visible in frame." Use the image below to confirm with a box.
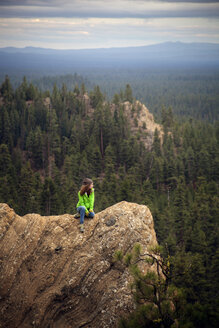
[0,201,157,328]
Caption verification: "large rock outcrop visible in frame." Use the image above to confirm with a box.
[122,100,163,149]
[0,201,158,328]
[79,94,163,150]
[110,100,163,149]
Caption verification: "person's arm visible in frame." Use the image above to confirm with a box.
[78,192,88,213]
[89,189,95,211]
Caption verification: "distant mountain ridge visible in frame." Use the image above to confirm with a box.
[0,42,219,73]
[1,41,219,54]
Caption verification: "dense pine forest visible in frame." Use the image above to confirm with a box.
[0,75,218,327]
[2,67,219,122]
[77,68,219,121]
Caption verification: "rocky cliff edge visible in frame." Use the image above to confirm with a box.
[0,201,157,328]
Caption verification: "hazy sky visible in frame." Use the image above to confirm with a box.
[0,0,219,49]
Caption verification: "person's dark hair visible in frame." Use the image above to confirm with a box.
[82,178,93,185]
[80,178,93,196]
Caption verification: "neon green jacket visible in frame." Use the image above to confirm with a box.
[76,188,95,213]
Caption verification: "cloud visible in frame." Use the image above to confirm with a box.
[0,1,218,49]
[157,0,219,2]
[0,0,218,18]
[0,0,218,4]
[0,16,218,49]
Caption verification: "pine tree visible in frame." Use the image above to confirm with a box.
[0,144,18,210]
[152,128,162,157]
[90,85,104,107]
[41,177,62,215]
[124,84,133,103]
[150,157,164,191]
[26,82,37,101]
[18,161,37,215]
[113,93,120,105]
[117,245,185,328]
[78,151,90,181]
[73,84,80,96]
[0,75,13,102]
[184,146,196,184]
[173,177,190,246]
[142,179,154,209]
[0,107,13,149]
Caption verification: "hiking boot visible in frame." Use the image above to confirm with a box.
[74,213,80,219]
[80,224,84,233]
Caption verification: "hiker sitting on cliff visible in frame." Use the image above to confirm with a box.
[76,178,95,233]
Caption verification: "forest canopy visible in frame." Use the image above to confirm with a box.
[0,75,218,327]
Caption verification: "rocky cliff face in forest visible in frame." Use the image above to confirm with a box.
[121,100,163,149]
[82,94,163,149]
[0,201,158,328]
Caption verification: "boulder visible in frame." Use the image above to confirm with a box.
[0,201,157,328]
